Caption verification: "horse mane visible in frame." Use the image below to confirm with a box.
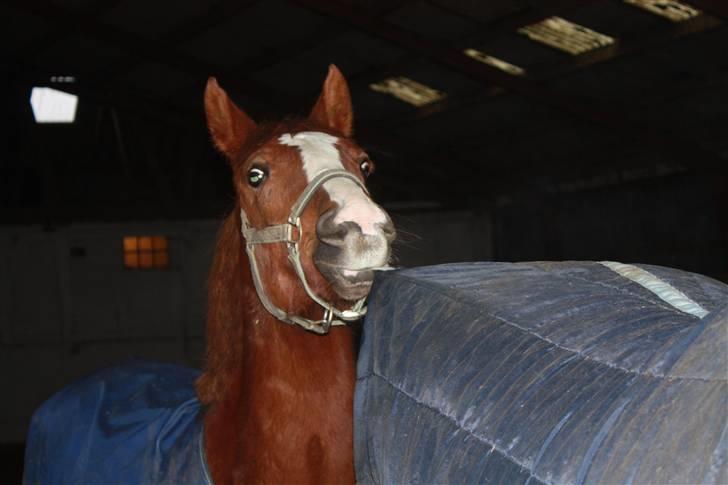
[195,207,256,405]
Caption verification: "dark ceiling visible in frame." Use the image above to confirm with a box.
[1,0,727,222]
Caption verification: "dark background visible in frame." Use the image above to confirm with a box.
[1,0,727,480]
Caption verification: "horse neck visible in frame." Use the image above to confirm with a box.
[198,210,356,484]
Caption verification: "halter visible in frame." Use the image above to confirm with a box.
[240,169,369,334]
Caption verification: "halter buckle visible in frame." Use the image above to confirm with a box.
[286,217,302,246]
[321,306,335,333]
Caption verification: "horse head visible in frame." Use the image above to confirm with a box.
[204,65,395,333]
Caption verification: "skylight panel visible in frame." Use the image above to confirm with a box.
[624,0,701,22]
[463,48,525,76]
[369,77,446,107]
[517,17,616,55]
[30,87,78,123]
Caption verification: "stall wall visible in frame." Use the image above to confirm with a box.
[0,210,492,442]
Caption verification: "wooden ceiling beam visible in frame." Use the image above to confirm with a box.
[88,1,413,111]
[366,5,722,130]
[294,0,722,170]
[5,0,293,114]
[687,0,728,20]
[11,0,123,58]
[76,0,263,90]
[432,0,606,46]
[224,0,419,86]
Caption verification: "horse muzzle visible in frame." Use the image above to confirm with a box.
[241,169,386,333]
[314,207,396,300]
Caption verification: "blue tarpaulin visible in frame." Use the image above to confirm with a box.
[355,262,727,484]
[24,361,211,484]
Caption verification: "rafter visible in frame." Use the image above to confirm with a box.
[364,4,722,130]
[431,0,605,46]
[223,0,418,89]
[295,0,722,170]
[5,0,293,114]
[77,0,263,90]
[686,0,728,19]
[12,0,123,58]
[80,0,412,113]
[321,0,632,122]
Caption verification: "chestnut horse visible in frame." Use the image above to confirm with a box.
[197,65,395,484]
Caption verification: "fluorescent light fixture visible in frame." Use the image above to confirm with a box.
[624,0,700,22]
[464,48,525,76]
[30,87,78,123]
[369,77,446,107]
[518,17,616,55]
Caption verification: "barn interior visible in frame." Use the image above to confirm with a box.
[1,0,727,479]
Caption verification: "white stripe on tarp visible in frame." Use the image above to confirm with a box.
[599,261,709,319]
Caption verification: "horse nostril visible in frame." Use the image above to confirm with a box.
[316,208,351,246]
[379,217,396,243]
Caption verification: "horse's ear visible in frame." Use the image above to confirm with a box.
[309,64,353,137]
[204,77,256,160]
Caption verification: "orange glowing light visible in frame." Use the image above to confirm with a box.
[123,236,170,270]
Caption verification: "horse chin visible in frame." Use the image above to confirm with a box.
[333,278,373,301]
[314,261,374,301]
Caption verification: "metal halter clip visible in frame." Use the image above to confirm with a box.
[321,306,335,333]
[286,217,301,246]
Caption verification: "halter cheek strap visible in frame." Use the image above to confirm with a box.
[241,169,369,334]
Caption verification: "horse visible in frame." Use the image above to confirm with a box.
[23,65,396,485]
[197,64,395,484]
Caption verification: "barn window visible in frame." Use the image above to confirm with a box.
[30,87,78,123]
[624,0,701,22]
[123,236,169,269]
[517,17,616,55]
[369,77,446,107]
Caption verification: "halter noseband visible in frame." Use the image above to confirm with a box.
[241,169,369,334]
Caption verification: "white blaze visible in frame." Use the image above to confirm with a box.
[278,132,387,236]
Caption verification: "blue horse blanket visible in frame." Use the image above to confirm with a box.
[355,262,728,484]
[24,362,212,484]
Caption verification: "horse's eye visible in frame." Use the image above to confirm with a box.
[248,167,267,187]
[360,160,372,178]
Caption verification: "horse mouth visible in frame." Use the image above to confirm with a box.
[315,261,376,301]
